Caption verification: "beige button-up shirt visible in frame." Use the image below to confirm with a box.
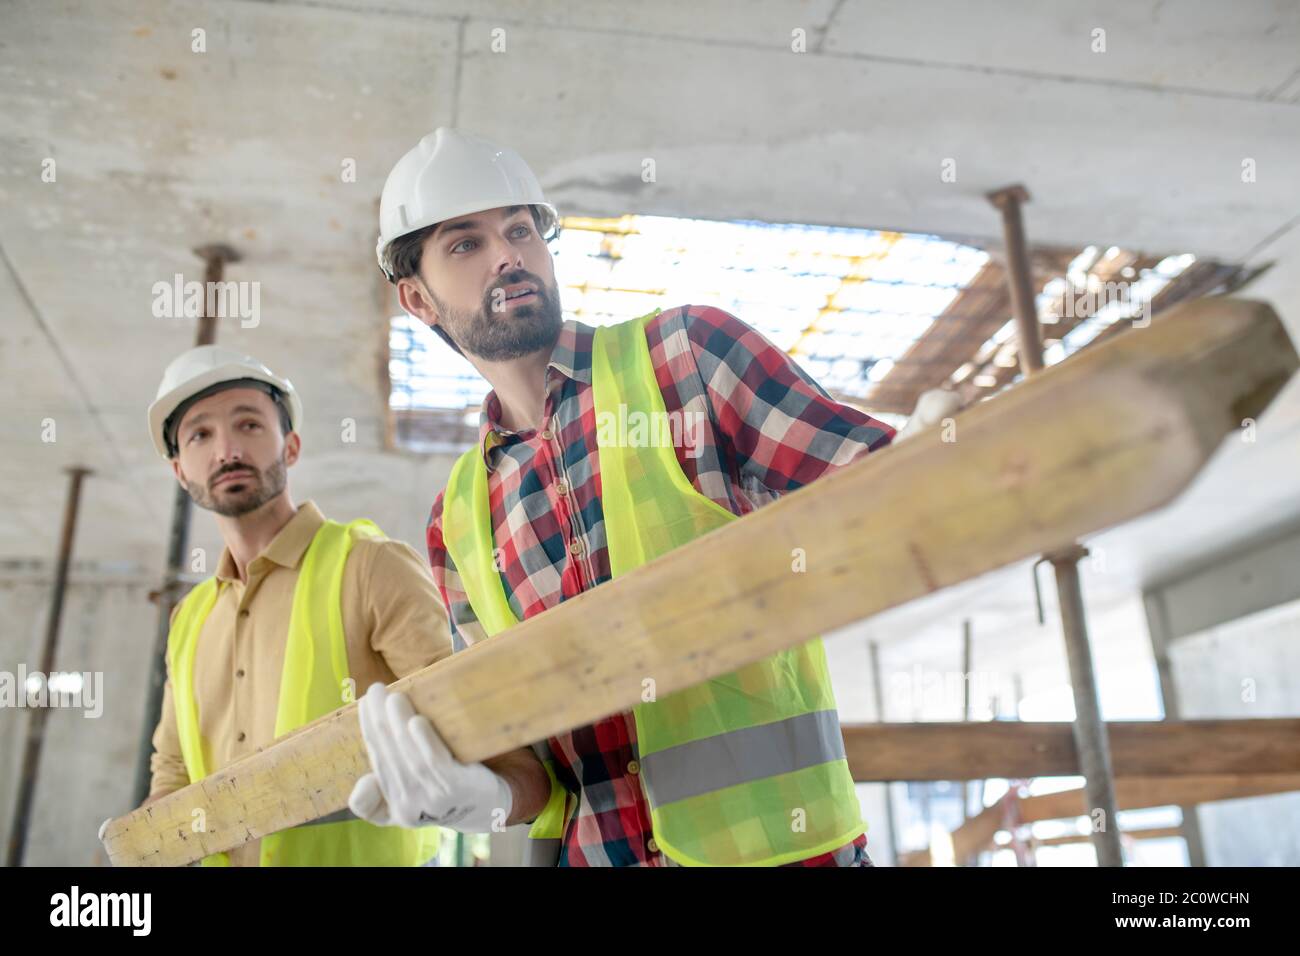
[148,501,452,865]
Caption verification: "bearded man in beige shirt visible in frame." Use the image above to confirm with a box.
[129,345,462,866]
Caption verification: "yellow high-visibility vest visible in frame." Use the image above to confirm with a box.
[442,310,865,866]
[168,518,441,866]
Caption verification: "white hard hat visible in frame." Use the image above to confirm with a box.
[375,127,559,280]
[147,345,303,459]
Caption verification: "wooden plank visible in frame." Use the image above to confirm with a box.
[102,297,1298,866]
[842,718,1300,780]
[907,825,1186,864]
[952,796,1014,862]
[1033,826,1182,847]
[1019,773,1300,824]
[946,774,1300,858]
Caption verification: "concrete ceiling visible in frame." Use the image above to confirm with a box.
[2,0,1298,690]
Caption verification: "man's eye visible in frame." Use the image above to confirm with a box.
[187,430,207,444]
[511,224,531,238]
[242,421,261,431]
[451,238,476,253]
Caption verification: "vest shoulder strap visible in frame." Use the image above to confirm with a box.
[167,576,221,784]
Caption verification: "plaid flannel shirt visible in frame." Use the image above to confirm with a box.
[426,304,895,866]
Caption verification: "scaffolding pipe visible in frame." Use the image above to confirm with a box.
[5,466,92,866]
[988,184,1124,867]
[987,184,1044,375]
[1049,545,1124,867]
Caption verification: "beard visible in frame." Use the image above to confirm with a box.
[436,271,564,361]
[187,456,287,518]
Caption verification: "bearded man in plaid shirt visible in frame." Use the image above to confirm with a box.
[349,129,894,868]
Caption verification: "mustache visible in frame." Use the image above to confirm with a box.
[487,272,546,305]
[209,464,257,488]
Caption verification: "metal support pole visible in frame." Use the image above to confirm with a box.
[1049,544,1124,867]
[988,186,1123,866]
[131,244,239,806]
[867,640,901,866]
[959,619,979,865]
[986,185,1044,375]
[961,619,973,822]
[6,466,92,866]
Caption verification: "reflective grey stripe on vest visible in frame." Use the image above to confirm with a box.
[638,709,846,809]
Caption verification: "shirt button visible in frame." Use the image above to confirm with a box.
[555,479,568,496]
[239,609,249,618]
[540,427,553,441]
[647,837,659,854]
[568,538,583,556]
[237,731,246,742]
[236,669,245,678]
[627,760,640,775]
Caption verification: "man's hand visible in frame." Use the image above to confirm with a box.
[896,387,963,442]
[349,682,513,833]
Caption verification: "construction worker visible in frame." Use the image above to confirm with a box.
[350,128,896,866]
[135,345,453,865]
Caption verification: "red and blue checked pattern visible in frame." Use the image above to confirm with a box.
[426,305,895,866]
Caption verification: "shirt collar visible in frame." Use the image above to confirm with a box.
[213,500,326,583]
[475,318,595,470]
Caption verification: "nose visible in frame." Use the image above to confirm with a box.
[214,428,244,467]
[488,233,525,276]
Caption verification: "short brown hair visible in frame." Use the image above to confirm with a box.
[386,223,437,286]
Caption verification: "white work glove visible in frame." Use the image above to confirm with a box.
[896,388,963,442]
[349,682,512,833]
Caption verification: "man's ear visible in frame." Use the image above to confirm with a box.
[396,274,441,330]
[170,456,188,489]
[284,431,302,467]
